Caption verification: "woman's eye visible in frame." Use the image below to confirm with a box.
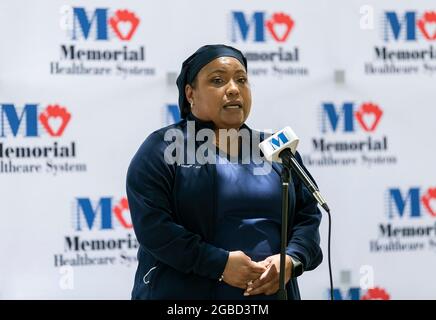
[211,78,223,84]
[238,77,247,84]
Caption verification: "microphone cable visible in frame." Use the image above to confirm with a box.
[325,206,334,301]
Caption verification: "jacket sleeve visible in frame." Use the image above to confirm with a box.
[126,131,229,280]
[286,151,323,271]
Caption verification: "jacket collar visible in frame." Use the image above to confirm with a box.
[186,112,215,130]
[185,112,250,132]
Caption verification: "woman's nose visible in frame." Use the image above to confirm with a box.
[226,79,240,96]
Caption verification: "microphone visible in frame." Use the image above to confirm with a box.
[259,127,330,213]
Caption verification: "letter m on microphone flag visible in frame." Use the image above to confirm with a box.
[270,132,289,150]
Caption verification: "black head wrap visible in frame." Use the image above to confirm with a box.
[176,44,248,119]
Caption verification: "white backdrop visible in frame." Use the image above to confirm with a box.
[0,0,435,299]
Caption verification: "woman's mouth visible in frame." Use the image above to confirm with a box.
[223,102,242,109]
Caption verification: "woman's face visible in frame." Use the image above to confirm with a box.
[185,56,252,129]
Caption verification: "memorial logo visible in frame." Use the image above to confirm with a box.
[65,8,140,41]
[369,186,436,254]
[332,286,390,300]
[231,11,294,43]
[0,103,85,175]
[321,102,383,133]
[0,104,70,138]
[364,10,436,76]
[383,11,436,42]
[51,6,155,78]
[74,197,132,231]
[229,11,308,77]
[303,101,397,167]
[54,196,138,268]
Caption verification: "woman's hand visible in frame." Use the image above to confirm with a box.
[243,254,292,296]
[222,251,267,289]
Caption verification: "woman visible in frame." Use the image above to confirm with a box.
[126,44,322,300]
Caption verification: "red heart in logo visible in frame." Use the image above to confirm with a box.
[113,197,132,228]
[266,13,294,42]
[109,10,140,41]
[421,187,436,217]
[417,11,436,41]
[355,103,383,132]
[361,287,390,300]
[39,104,71,137]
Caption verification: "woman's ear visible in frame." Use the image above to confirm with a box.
[185,84,194,106]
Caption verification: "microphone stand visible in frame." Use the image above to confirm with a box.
[277,165,290,300]
[277,148,334,301]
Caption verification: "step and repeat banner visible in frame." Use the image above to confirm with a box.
[0,0,434,299]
